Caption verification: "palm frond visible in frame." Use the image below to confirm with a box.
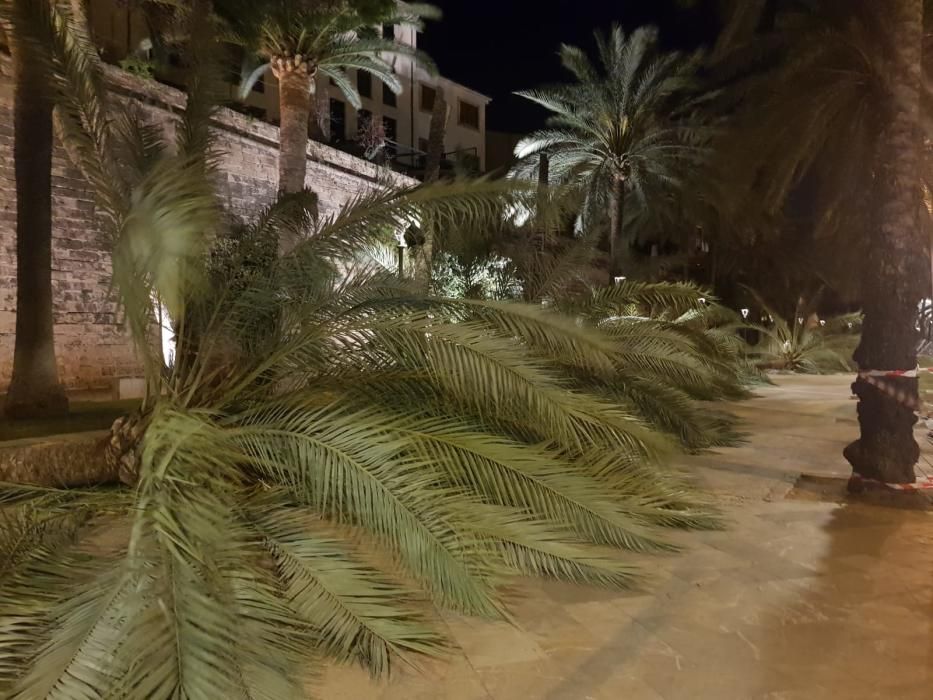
[249,500,446,677]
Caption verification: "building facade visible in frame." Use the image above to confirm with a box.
[86,1,491,175]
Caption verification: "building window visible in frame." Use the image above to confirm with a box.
[383,82,397,108]
[383,116,397,142]
[329,99,346,142]
[420,84,436,112]
[357,71,372,99]
[459,100,480,130]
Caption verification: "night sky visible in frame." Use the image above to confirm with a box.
[419,0,722,133]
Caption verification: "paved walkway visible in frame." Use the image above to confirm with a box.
[319,375,933,699]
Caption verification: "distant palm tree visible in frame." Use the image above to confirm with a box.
[217,0,438,193]
[2,0,69,419]
[510,25,714,284]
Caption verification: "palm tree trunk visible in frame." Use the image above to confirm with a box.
[607,173,626,284]
[275,64,312,194]
[844,0,924,485]
[0,436,117,487]
[4,28,69,419]
[537,153,550,252]
[423,86,448,184]
[416,86,448,285]
[0,409,147,487]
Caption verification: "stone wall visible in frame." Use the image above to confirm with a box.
[0,63,416,393]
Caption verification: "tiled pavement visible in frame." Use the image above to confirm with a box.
[319,375,933,699]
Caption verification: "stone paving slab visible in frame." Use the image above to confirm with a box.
[318,375,933,699]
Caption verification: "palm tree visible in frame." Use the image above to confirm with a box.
[742,294,852,374]
[427,218,749,450]
[218,0,438,194]
[558,280,749,450]
[0,5,718,695]
[2,0,69,419]
[845,0,926,485]
[510,25,714,284]
[414,83,448,282]
[713,0,929,484]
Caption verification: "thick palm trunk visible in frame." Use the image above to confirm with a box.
[0,436,116,487]
[844,0,924,485]
[4,32,69,419]
[607,173,626,284]
[0,412,145,487]
[274,63,313,194]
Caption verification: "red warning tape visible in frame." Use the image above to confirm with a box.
[850,474,933,491]
[852,368,933,489]
[859,374,923,410]
[859,368,920,378]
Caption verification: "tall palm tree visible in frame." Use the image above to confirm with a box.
[845,0,926,485]
[713,0,929,484]
[218,0,437,194]
[2,0,69,419]
[0,4,718,695]
[510,25,714,284]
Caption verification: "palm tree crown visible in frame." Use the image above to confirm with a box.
[215,0,438,193]
[222,0,437,106]
[511,25,714,281]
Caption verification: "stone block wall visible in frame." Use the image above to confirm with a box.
[0,62,415,393]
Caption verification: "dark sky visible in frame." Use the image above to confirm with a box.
[419,0,722,133]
